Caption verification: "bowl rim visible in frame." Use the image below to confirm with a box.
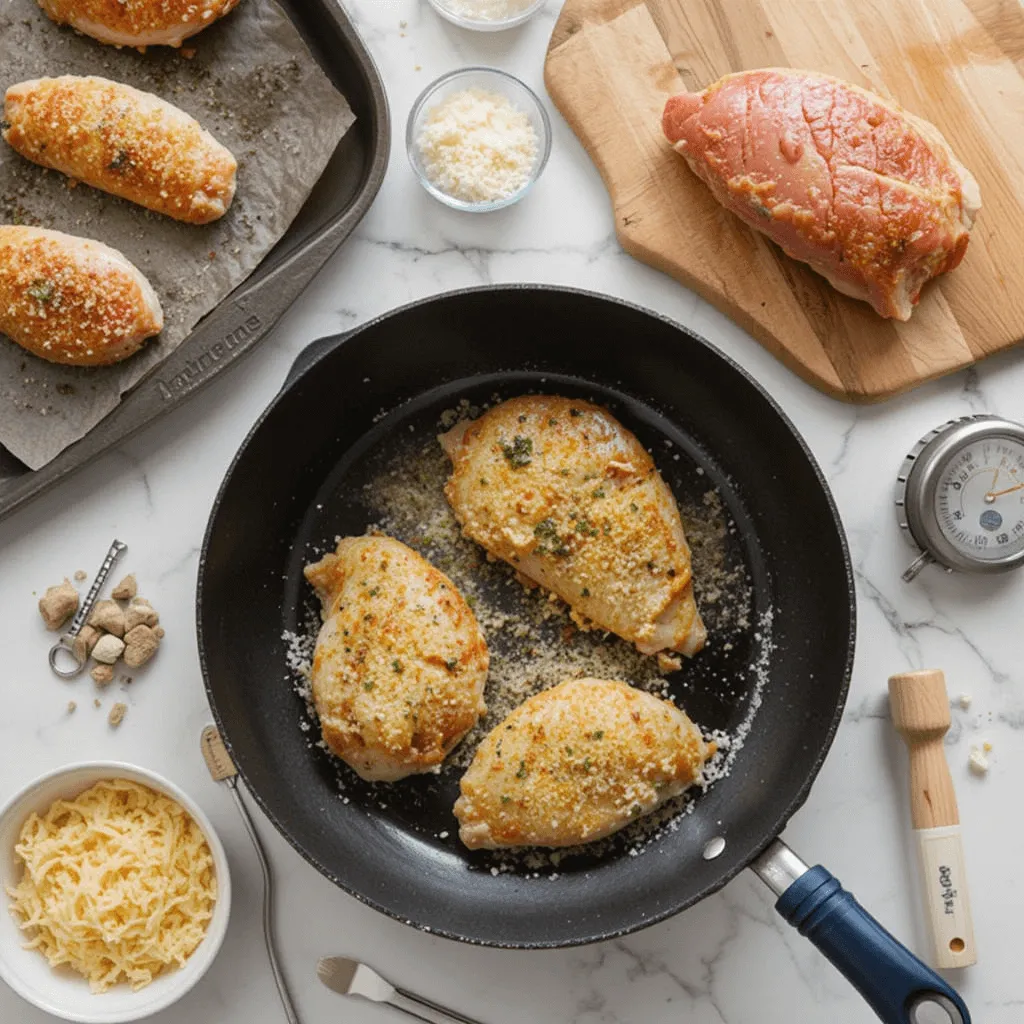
[424,0,547,32]
[405,65,553,213]
[0,760,231,1024]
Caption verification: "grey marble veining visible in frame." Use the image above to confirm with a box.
[1,2,1022,1022]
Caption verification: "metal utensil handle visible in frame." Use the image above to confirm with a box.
[67,540,127,637]
[754,840,971,1024]
[390,988,485,1024]
[227,779,300,1024]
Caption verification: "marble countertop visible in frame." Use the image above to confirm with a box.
[1,1,1022,1021]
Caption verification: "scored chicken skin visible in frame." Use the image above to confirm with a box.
[441,396,706,658]
[454,678,712,849]
[304,535,489,782]
[662,68,981,320]
[37,0,241,48]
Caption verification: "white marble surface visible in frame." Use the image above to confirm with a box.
[2,1,1023,1021]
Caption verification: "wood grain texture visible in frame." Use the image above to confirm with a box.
[545,0,1024,401]
[888,669,959,829]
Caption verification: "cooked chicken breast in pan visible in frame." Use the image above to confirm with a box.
[0,225,162,366]
[440,396,706,657]
[3,76,237,224]
[663,68,981,320]
[36,0,241,48]
[304,535,489,783]
[454,678,712,850]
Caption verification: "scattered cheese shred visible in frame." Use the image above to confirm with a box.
[6,778,216,993]
[417,87,538,204]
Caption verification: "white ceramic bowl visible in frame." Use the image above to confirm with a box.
[0,762,231,1023]
[424,0,547,32]
[407,66,552,212]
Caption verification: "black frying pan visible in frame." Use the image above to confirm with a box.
[198,287,969,1024]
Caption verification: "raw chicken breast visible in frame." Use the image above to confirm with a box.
[662,68,981,320]
[304,535,489,782]
[454,678,712,849]
[441,396,706,657]
[37,0,241,48]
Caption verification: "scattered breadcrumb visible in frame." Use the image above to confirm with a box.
[73,570,87,582]
[968,747,989,775]
[91,663,114,686]
[108,702,127,727]
[93,698,101,709]
[111,574,137,600]
[38,579,78,630]
[66,701,76,714]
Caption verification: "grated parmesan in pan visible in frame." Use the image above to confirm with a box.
[6,779,216,992]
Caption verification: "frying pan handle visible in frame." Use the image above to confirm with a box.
[284,330,354,387]
[772,857,970,1024]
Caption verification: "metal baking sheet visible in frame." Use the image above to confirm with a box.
[0,0,389,521]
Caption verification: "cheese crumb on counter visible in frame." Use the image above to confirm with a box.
[958,693,972,710]
[968,747,989,775]
[417,88,538,204]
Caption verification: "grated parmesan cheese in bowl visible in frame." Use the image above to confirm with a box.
[0,762,230,1023]
[426,0,547,32]
[408,68,551,211]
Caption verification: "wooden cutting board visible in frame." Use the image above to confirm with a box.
[544,0,1024,401]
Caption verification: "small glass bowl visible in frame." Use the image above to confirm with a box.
[424,0,547,33]
[407,67,552,213]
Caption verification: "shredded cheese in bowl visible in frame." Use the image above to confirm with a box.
[6,778,217,993]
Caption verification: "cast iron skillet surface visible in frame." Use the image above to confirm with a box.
[198,286,855,948]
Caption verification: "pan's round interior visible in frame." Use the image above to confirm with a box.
[198,287,854,948]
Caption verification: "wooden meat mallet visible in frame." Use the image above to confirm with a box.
[889,669,977,969]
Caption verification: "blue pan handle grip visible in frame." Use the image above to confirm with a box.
[753,841,970,1024]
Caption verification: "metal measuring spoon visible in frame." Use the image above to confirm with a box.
[48,540,127,678]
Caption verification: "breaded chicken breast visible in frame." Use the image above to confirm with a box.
[454,678,712,849]
[304,535,489,783]
[37,0,241,48]
[0,225,162,366]
[441,396,706,657]
[3,76,237,224]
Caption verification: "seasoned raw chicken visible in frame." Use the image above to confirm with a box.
[0,225,162,366]
[440,396,706,657]
[304,535,489,782]
[662,68,981,320]
[3,76,237,224]
[37,0,241,48]
[454,678,712,849]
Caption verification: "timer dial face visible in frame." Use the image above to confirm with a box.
[934,436,1024,562]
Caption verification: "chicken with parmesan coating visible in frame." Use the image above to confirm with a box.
[2,76,237,224]
[0,225,162,366]
[304,535,489,783]
[454,678,712,849]
[441,396,706,657]
[36,0,242,48]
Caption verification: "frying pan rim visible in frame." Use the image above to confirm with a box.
[197,284,856,948]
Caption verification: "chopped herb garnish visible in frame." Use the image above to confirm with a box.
[592,488,606,499]
[751,199,772,218]
[560,468,571,477]
[667,568,677,578]
[575,517,599,537]
[368,586,380,597]
[363,681,375,691]
[534,518,569,557]
[515,761,527,779]
[631,803,644,816]
[392,659,404,673]
[108,148,132,172]
[445,658,458,671]
[592,730,604,740]
[518,414,528,423]
[581,587,590,598]
[501,795,512,804]
[630,502,639,513]
[569,408,582,418]
[548,418,559,426]
[583,757,592,771]
[565,746,574,755]
[479,477,488,486]
[26,278,54,305]
[500,435,533,468]
[0,119,11,133]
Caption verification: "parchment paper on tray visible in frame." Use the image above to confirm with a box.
[0,0,355,470]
